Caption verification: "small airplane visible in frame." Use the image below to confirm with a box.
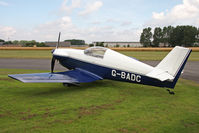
[9,33,192,94]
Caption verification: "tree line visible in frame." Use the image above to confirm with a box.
[64,39,85,45]
[0,39,86,47]
[0,40,47,47]
[140,25,199,47]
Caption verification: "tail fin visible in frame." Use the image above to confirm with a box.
[146,46,192,88]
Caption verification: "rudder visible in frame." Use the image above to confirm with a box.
[156,46,192,88]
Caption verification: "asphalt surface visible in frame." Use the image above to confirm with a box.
[0,58,198,83]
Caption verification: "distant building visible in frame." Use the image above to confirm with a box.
[93,41,142,47]
[45,41,71,47]
[0,42,3,46]
[70,45,88,47]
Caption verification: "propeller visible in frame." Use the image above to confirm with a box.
[56,32,61,49]
[51,32,61,73]
[51,56,56,73]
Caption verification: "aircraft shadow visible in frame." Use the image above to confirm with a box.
[21,80,114,96]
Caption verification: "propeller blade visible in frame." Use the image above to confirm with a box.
[51,32,61,72]
[51,56,56,73]
[56,32,61,49]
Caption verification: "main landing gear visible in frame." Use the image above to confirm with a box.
[166,89,175,95]
[63,83,80,87]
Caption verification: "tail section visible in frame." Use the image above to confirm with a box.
[156,46,191,78]
[146,46,192,88]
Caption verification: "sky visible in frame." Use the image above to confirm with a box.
[0,0,199,43]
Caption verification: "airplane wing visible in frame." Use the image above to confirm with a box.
[8,68,103,83]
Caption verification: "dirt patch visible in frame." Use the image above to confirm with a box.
[78,98,125,118]
[18,112,27,115]
[114,99,125,103]
[20,114,37,120]
[78,103,114,117]
[42,112,54,118]
[31,126,42,129]
[0,114,5,118]
[118,128,129,133]
[181,120,197,128]
[184,122,196,128]
[48,119,73,125]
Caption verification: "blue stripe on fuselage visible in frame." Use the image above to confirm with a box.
[54,55,174,88]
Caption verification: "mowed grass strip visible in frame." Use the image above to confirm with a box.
[0,50,51,59]
[0,69,199,133]
[0,50,199,61]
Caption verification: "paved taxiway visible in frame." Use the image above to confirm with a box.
[0,58,198,83]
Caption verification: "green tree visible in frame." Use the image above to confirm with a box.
[183,26,198,47]
[3,41,13,45]
[36,42,47,47]
[89,44,94,47]
[0,39,5,42]
[12,40,19,45]
[19,40,29,46]
[140,27,152,47]
[96,42,104,47]
[170,25,197,47]
[162,26,174,47]
[195,28,199,45]
[152,27,162,47]
[23,40,37,47]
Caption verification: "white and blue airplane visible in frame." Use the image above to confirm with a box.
[9,33,192,94]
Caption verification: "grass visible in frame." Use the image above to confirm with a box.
[0,68,199,133]
[0,50,198,61]
[0,50,51,59]
[120,51,199,61]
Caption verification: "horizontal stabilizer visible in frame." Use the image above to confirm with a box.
[8,68,102,83]
[146,68,174,81]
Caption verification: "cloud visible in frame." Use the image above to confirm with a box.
[91,20,102,25]
[0,0,140,42]
[120,21,132,26]
[146,0,199,27]
[79,1,103,16]
[0,26,16,40]
[0,1,8,6]
[0,16,74,41]
[29,16,75,41]
[106,18,119,23]
[31,16,139,42]
[61,0,81,14]
[0,18,140,43]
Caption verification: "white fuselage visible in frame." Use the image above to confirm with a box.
[53,48,154,75]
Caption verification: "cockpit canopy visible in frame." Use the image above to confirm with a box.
[84,47,107,58]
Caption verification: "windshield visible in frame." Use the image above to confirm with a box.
[84,47,107,58]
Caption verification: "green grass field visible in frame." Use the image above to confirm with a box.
[0,50,199,61]
[0,69,199,133]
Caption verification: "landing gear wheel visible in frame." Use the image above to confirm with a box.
[166,89,175,95]
[63,83,80,87]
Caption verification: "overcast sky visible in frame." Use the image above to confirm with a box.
[0,0,199,43]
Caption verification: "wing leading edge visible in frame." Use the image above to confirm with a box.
[8,68,103,83]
